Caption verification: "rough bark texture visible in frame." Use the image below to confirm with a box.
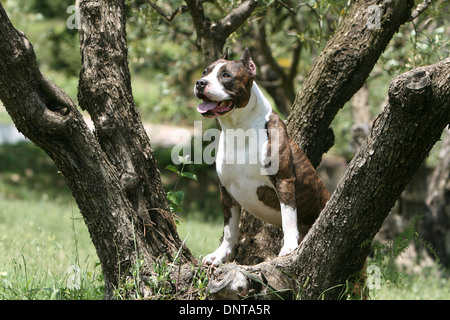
[208,58,450,300]
[233,0,415,266]
[0,1,195,299]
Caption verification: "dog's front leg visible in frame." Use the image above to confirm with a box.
[275,178,300,257]
[202,185,241,266]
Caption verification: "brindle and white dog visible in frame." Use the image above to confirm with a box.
[194,48,330,266]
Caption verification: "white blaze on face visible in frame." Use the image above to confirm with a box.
[201,62,231,102]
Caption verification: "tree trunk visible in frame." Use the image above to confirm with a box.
[208,58,450,300]
[233,0,415,266]
[0,1,195,299]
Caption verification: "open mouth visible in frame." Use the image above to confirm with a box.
[197,98,235,118]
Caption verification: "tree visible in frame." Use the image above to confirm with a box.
[184,0,258,64]
[0,0,448,300]
[0,1,195,299]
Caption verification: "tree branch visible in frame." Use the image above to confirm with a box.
[185,0,258,63]
[217,0,259,38]
[184,0,206,37]
[275,0,309,16]
[409,0,432,21]
[145,1,188,22]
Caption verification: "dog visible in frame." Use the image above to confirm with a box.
[194,48,330,266]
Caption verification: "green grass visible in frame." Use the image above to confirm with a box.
[0,141,222,299]
[0,183,222,300]
[0,197,103,299]
[177,213,223,259]
[374,269,450,300]
[0,194,222,300]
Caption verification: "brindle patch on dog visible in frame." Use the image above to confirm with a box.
[258,111,331,235]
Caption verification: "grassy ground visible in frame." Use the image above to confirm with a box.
[374,270,450,300]
[0,194,222,300]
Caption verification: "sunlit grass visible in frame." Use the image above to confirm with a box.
[0,197,103,299]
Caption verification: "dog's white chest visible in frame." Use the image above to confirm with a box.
[215,127,282,226]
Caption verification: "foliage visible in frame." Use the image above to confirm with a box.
[165,155,198,218]
[367,216,442,299]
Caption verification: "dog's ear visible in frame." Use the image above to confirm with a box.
[222,47,230,60]
[240,47,256,77]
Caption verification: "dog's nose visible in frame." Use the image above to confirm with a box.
[196,79,208,89]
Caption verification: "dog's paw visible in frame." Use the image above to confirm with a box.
[202,248,230,266]
[278,237,299,257]
[278,245,297,257]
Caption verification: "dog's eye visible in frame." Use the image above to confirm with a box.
[222,72,231,78]
[202,69,207,76]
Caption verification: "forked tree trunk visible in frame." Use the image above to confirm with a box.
[184,0,258,64]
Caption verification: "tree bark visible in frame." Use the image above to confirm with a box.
[0,1,195,299]
[208,58,450,300]
[233,0,416,266]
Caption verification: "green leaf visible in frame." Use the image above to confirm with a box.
[165,165,180,175]
[174,191,184,206]
[181,172,197,181]
[168,190,184,206]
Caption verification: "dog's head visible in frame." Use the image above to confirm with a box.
[194,48,256,118]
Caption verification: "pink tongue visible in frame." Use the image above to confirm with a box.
[197,101,218,113]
